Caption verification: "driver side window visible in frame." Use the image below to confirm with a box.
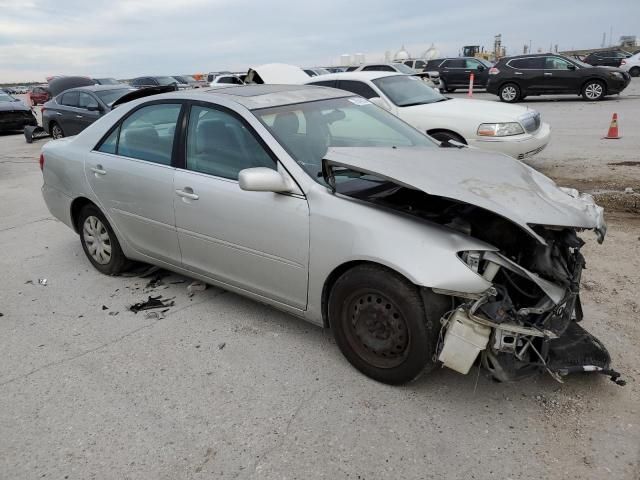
[186,106,275,180]
[545,57,572,70]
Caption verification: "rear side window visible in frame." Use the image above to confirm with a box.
[78,92,99,109]
[426,60,443,69]
[112,103,182,165]
[414,60,426,69]
[443,59,465,68]
[508,58,545,69]
[362,65,395,72]
[61,91,79,107]
[98,128,118,154]
[336,80,377,99]
[185,105,274,179]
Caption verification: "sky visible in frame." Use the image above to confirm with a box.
[1,0,639,83]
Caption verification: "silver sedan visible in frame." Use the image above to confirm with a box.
[41,85,618,385]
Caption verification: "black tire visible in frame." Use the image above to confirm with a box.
[581,80,605,101]
[328,264,446,385]
[629,66,640,77]
[50,121,65,139]
[429,130,466,147]
[77,204,129,275]
[499,83,521,103]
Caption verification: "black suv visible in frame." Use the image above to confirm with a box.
[486,54,631,102]
[583,50,629,68]
[425,57,493,92]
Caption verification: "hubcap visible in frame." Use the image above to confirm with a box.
[52,125,63,139]
[502,86,517,101]
[585,83,603,99]
[83,216,112,265]
[344,291,409,369]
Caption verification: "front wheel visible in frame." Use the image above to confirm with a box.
[499,83,521,102]
[328,264,444,385]
[582,80,605,101]
[78,204,129,275]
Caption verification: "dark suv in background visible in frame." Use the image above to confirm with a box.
[583,50,630,68]
[486,53,630,102]
[425,57,493,92]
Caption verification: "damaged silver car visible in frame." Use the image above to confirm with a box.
[40,84,621,385]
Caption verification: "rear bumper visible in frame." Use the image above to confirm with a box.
[467,122,551,159]
[0,117,37,131]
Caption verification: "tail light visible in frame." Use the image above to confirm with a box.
[489,67,500,75]
[39,153,45,171]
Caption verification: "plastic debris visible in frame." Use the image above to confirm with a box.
[187,281,207,296]
[108,311,119,316]
[101,305,109,310]
[144,308,170,320]
[624,187,634,194]
[218,342,226,350]
[129,296,175,314]
[38,278,47,286]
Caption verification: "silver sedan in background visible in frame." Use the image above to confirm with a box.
[40,85,618,386]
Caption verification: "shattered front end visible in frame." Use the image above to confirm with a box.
[437,228,624,385]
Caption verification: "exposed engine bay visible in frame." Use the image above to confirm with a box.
[335,177,624,385]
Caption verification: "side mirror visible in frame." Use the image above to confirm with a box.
[87,105,102,112]
[369,96,391,111]
[567,64,576,70]
[477,65,485,72]
[239,167,293,193]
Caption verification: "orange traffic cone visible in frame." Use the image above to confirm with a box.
[604,113,621,139]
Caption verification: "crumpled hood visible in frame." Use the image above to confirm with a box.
[405,98,533,122]
[323,147,606,244]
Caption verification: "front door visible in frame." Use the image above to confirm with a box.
[86,102,183,265]
[173,104,310,308]
[543,56,580,93]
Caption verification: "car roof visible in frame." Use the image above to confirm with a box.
[305,71,401,82]
[64,85,133,94]
[135,84,354,110]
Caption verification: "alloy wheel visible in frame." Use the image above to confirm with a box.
[501,85,517,101]
[83,216,112,265]
[584,83,603,100]
[51,124,63,139]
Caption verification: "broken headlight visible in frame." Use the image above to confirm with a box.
[459,251,500,282]
[477,122,524,137]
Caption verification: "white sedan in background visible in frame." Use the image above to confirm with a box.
[305,72,551,160]
[620,52,640,77]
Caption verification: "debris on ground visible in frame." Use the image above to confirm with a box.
[121,264,161,278]
[108,311,119,316]
[144,308,170,320]
[0,313,3,317]
[187,280,207,296]
[25,280,33,285]
[218,342,226,350]
[101,305,109,310]
[145,270,171,289]
[38,278,47,286]
[129,296,175,314]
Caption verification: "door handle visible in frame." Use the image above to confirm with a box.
[55,112,63,116]
[76,115,83,118]
[175,188,199,200]
[544,72,553,76]
[515,72,523,75]
[91,165,106,175]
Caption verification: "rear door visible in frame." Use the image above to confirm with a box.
[173,102,310,308]
[86,101,183,265]
[440,58,466,87]
[507,57,546,93]
[58,91,82,135]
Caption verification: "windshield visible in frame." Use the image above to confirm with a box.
[95,88,135,106]
[155,76,178,86]
[254,96,436,183]
[373,75,446,107]
[393,64,417,74]
[571,58,593,68]
[0,91,17,102]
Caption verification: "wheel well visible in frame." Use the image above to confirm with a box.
[321,260,415,328]
[426,129,467,144]
[70,197,96,233]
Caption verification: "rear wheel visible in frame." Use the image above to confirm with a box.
[50,122,64,139]
[499,83,521,103]
[582,80,605,101]
[328,264,445,385]
[629,66,640,77]
[78,204,128,275]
